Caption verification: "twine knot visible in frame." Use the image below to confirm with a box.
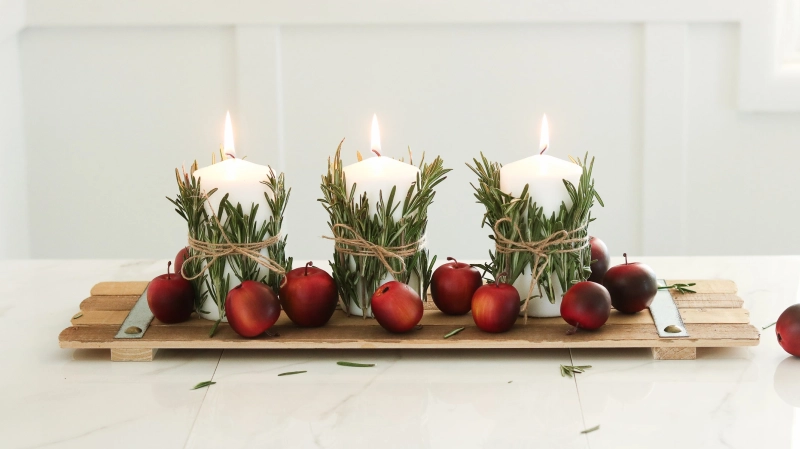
[180,193,286,280]
[323,223,424,275]
[493,217,589,322]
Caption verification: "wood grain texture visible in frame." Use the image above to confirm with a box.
[652,347,696,360]
[63,279,758,361]
[110,348,158,362]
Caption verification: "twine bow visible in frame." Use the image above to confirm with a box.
[323,223,424,276]
[493,217,589,323]
[180,193,286,280]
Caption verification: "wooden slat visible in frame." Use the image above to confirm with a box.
[673,295,744,309]
[652,347,696,360]
[111,348,158,362]
[59,322,759,350]
[79,296,139,312]
[665,279,736,294]
[68,307,751,328]
[90,282,148,296]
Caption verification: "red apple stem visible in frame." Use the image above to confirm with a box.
[305,261,313,276]
[167,260,172,280]
[623,253,628,265]
[447,256,458,265]
[496,271,508,287]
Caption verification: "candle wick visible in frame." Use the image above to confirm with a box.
[371,149,382,157]
[539,145,548,155]
[225,152,236,159]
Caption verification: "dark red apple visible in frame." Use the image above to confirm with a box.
[430,257,483,315]
[174,247,190,279]
[602,253,657,314]
[561,281,611,331]
[777,304,800,357]
[471,274,520,333]
[147,261,194,324]
[225,280,281,338]
[587,236,610,284]
[279,261,338,327]
[371,281,423,333]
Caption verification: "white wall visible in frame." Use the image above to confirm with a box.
[3,1,800,260]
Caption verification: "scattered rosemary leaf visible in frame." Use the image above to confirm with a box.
[444,327,465,339]
[337,361,375,368]
[508,380,513,384]
[763,322,776,330]
[72,312,83,319]
[560,364,592,378]
[278,370,307,377]
[580,425,600,434]
[191,380,216,390]
[658,283,697,294]
[209,319,221,338]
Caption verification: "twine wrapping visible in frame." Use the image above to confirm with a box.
[493,217,590,323]
[323,223,424,276]
[180,193,286,280]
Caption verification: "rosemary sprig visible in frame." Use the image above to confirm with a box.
[191,380,216,390]
[658,283,697,294]
[278,371,307,376]
[467,153,602,303]
[763,322,776,330]
[337,361,375,367]
[560,364,592,377]
[444,327,465,339]
[581,425,600,434]
[320,140,450,315]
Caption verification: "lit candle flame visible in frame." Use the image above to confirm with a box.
[370,114,382,156]
[539,114,549,155]
[224,111,236,158]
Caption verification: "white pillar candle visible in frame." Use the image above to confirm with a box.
[499,115,582,317]
[191,112,281,321]
[340,114,422,316]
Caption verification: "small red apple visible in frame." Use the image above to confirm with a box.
[430,257,483,315]
[776,304,800,357]
[147,261,194,324]
[371,281,423,333]
[602,253,658,314]
[225,280,281,338]
[587,236,611,284]
[280,261,338,327]
[561,281,611,331]
[471,273,520,333]
[174,247,190,279]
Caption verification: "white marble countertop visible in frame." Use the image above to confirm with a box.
[2,256,800,449]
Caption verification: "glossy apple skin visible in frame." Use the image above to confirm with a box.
[587,237,611,284]
[174,247,190,279]
[430,260,483,315]
[776,304,800,357]
[225,281,281,338]
[147,272,194,324]
[602,261,658,314]
[561,281,611,330]
[471,282,520,333]
[371,281,423,333]
[279,265,338,327]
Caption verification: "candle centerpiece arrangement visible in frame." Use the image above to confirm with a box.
[468,115,603,318]
[320,115,450,317]
[169,112,292,329]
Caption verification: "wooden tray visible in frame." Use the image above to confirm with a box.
[59,279,759,362]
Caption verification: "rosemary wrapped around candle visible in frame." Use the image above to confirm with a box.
[320,139,450,318]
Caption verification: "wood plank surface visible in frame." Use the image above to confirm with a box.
[59,322,759,350]
[62,279,758,358]
[69,307,751,327]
